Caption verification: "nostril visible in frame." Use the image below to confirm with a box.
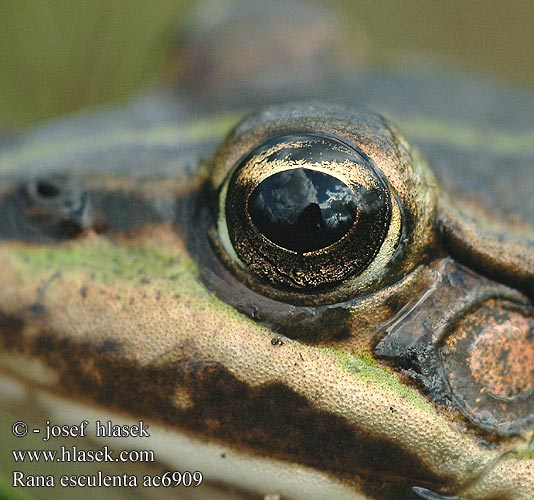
[20,175,95,238]
[24,176,68,205]
[35,179,61,199]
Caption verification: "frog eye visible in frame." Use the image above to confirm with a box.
[219,134,399,288]
[207,103,438,304]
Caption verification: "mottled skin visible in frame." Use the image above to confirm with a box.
[0,4,533,500]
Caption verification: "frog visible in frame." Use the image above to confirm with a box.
[0,2,532,500]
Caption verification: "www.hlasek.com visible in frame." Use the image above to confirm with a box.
[10,419,203,489]
[13,444,155,463]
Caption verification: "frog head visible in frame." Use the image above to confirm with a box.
[0,99,532,500]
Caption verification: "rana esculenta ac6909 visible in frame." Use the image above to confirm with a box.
[0,3,533,500]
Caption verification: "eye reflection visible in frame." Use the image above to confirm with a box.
[248,168,358,253]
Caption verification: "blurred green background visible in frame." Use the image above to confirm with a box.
[1,0,533,128]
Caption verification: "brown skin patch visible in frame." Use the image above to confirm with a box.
[467,313,533,399]
[443,300,534,436]
[0,311,25,350]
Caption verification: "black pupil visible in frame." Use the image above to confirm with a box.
[249,168,358,252]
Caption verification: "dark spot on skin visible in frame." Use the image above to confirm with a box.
[0,311,26,350]
[28,303,46,316]
[220,453,226,459]
[99,340,121,356]
[271,337,285,346]
[33,334,54,358]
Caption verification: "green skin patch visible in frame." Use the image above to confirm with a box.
[6,238,196,285]
[393,115,534,154]
[329,350,433,414]
[0,114,242,175]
